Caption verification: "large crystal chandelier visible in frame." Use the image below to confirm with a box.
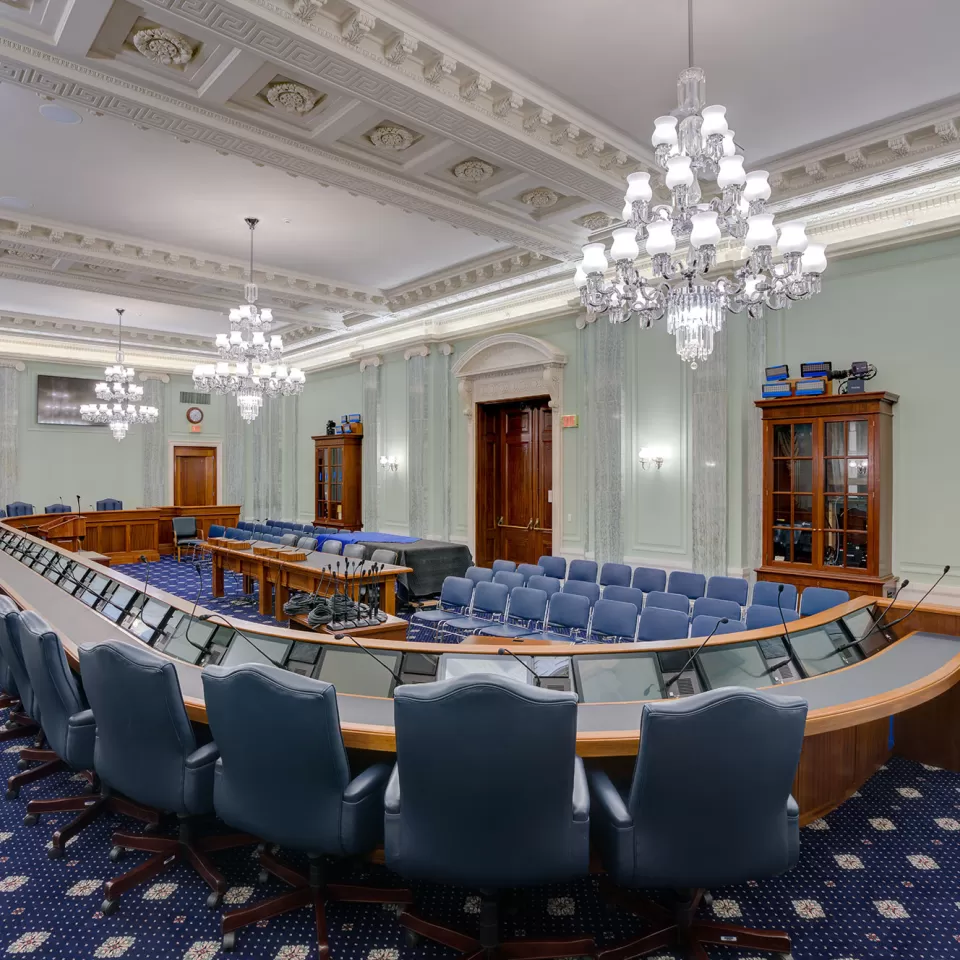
[192,217,305,421]
[574,2,827,368]
[80,309,159,441]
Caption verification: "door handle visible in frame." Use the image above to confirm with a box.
[526,518,535,530]
[497,516,504,527]
[534,518,540,529]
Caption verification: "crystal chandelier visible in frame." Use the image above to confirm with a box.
[80,309,159,441]
[573,2,827,368]
[192,217,305,421]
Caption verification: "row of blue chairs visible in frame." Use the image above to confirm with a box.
[2,499,123,517]
[259,519,347,536]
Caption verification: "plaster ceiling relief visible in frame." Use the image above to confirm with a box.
[129,23,197,68]
[574,211,614,232]
[365,122,420,152]
[520,187,559,209]
[262,79,323,116]
[452,158,496,184]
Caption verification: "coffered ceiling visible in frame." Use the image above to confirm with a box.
[1,0,960,373]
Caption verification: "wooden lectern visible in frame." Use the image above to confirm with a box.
[38,514,87,552]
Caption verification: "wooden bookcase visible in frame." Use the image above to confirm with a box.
[312,434,363,530]
[755,392,898,598]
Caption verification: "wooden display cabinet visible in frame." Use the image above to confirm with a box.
[755,392,898,598]
[312,434,363,530]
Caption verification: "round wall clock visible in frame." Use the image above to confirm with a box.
[186,406,204,425]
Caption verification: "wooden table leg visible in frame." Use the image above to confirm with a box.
[212,555,225,598]
[274,577,290,622]
[383,575,396,615]
[259,571,273,617]
[242,574,253,595]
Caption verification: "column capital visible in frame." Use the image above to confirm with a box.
[0,360,25,371]
[438,342,454,357]
[138,372,170,383]
[359,354,383,371]
[403,344,430,361]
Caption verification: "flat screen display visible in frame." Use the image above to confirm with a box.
[841,606,891,656]
[698,643,774,690]
[790,625,863,677]
[219,633,291,670]
[43,556,71,584]
[101,586,136,623]
[437,654,532,686]
[128,600,170,642]
[36,374,104,427]
[158,617,212,665]
[318,647,401,696]
[574,653,662,702]
[79,574,111,607]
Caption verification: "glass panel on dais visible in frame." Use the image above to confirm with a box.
[846,497,868,530]
[794,423,813,457]
[847,420,868,457]
[795,529,813,564]
[846,532,868,569]
[774,460,793,492]
[824,459,845,493]
[823,530,843,566]
[794,459,812,493]
[773,494,792,527]
[794,495,813,527]
[825,421,845,457]
[773,424,792,458]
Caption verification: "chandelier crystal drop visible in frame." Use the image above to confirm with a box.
[573,5,827,368]
[192,217,305,420]
[80,308,159,441]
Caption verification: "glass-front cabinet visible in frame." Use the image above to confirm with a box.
[758,392,898,598]
[312,434,363,530]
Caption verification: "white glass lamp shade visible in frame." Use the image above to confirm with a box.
[717,155,747,188]
[690,211,721,248]
[573,262,587,289]
[581,242,608,274]
[700,105,728,137]
[270,335,282,351]
[238,304,253,321]
[645,220,677,256]
[259,308,273,323]
[235,362,249,377]
[721,130,736,158]
[744,213,777,250]
[621,200,633,222]
[291,369,305,384]
[229,330,243,346]
[665,155,695,189]
[610,228,640,262]
[274,364,288,380]
[743,170,772,202]
[229,308,241,323]
[215,361,230,375]
[801,242,827,274]
[777,220,809,255]
[625,171,653,203]
[251,331,266,347]
[652,115,679,147]
[215,333,229,348]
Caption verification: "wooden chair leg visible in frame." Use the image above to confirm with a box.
[7,758,64,799]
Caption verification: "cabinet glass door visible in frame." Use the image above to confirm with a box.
[770,422,814,564]
[823,419,869,569]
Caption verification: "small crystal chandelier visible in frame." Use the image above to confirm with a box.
[80,309,159,441]
[574,0,827,368]
[192,217,305,421]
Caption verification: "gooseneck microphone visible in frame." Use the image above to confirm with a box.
[764,585,798,675]
[663,618,728,691]
[497,646,542,684]
[76,495,81,514]
[334,633,402,683]
[876,565,951,635]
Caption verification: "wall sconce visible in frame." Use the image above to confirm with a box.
[638,447,664,471]
[379,455,399,472]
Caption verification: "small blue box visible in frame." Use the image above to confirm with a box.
[795,378,826,396]
[346,413,361,423]
[762,381,792,398]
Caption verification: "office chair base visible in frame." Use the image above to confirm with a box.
[16,745,56,771]
[0,694,16,709]
[0,713,38,742]
[221,849,413,953]
[102,823,256,914]
[6,755,64,799]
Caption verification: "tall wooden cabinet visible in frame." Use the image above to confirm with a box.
[312,434,363,530]
[756,392,898,598]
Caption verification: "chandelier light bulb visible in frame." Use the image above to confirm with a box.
[721,129,736,157]
[744,213,777,250]
[665,155,694,189]
[690,210,721,249]
[743,169,772,203]
[777,220,809,255]
[717,155,747,188]
[229,308,242,323]
[581,242,609,274]
[801,242,827,274]
[645,220,677,257]
[574,263,587,289]
[624,171,653,203]
[652,115,679,147]
[700,105,728,137]
[610,227,640,262]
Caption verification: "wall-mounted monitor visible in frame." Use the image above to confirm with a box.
[36,374,104,427]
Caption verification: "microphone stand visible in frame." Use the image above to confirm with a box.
[875,565,951,635]
[663,618,728,692]
[497,646,541,685]
[764,586,799,676]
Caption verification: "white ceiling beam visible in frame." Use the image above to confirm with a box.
[54,0,114,56]
[197,47,265,104]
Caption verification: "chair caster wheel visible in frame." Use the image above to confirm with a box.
[143,820,161,834]
[109,846,125,862]
[22,813,37,827]
[47,845,64,860]
[101,898,118,916]
[702,891,714,906]
[257,869,269,885]
[206,891,223,909]
[6,786,19,800]
[222,932,236,952]
[16,758,29,771]
[404,929,420,948]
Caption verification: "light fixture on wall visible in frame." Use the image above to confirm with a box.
[379,455,399,471]
[638,447,665,471]
[573,0,827,369]
[80,308,159,441]
[192,218,305,422]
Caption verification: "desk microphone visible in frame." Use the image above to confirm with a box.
[76,495,81,514]
[129,555,153,622]
[874,565,951,635]
[497,647,542,684]
[334,633,402,684]
[663,618,728,692]
[763,585,800,676]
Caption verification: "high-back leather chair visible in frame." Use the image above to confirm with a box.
[171,516,203,563]
[385,675,592,960]
[0,596,39,742]
[44,503,71,514]
[202,663,412,953]
[78,641,252,915]
[96,498,123,511]
[5,502,34,517]
[588,687,807,959]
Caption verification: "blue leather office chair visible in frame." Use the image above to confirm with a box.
[0,597,40,743]
[706,575,749,607]
[0,609,16,711]
[745,605,800,630]
[207,524,226,539]
[562,579,601,606]
[440,581,509,640]
[537,555,567,579]
[236,521,253,531]
[44,503,71,514]
[667,570,707,600]
[588,687,807,960]
[465,565,495,585]
[637,607,690,642]
[588,598,639,642]
[691,596,742,622]
[516,563,545,582]
[386,675,592,960]
[78,641,254,914]
[15,612,158,853]
[632,566,667,594]
[96,498,123,511]
[172,516,204,563]
[752,581,798,611]
[644,590,690,614]
[568,559,598,583]
[5,502,35,517]
[492,570,525,591]
[600,562,632,588]
[800,586,850,617]
[690,615,745,638]
[491,559,516,575]
[202,663,412,953]
[526,574,561,597]
[477,587,549,639]
[603,585,646,611]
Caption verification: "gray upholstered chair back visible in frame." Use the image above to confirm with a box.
[370,549,398,565]
[343,544,367,560]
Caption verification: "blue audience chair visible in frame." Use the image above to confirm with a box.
[521,592,591,641]
[691,597,742,622]
[690,615,745,638]
[568,559,599,583]
[600,562,632,588]
[637,607,690,642]
[407,577,474,642]
[441,582,509,640]
[562,579,601,606]
[537,555,567,579]
[752,581,798,611]
[516,563,545,582]
[667,570,707,600]
[492,571,525,592]
[706,575,749,607]
[465,565,495,585]
[745,605,800,630]
[491,559,516,575]
[207,524,226,539]
[477,587,549,639]
[526,574,561,597]
[603,585,646,612]
[644,591,690,614]
[800,587,851,617]
[632,566,667,594]
[588,599,639,642]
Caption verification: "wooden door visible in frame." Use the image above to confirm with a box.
[173,446,217,507]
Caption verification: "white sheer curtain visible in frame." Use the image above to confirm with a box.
[406,352,428,537]
[0,365,21,510]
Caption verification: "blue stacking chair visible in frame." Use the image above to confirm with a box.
[538,555,567,579]
[800,587,850,617]
[493,571,525,592]
[588,599,639,643]
[516,563,544,582]
[752,581,798,611]
[407,577,475,643]
[225,527,244,540]
[202,664,412,953]
[587,688,807,960]
[632,566,667,595]
[477,587,549,639]
[745,605,800,630]
[603,585,646,611]
[78,641,254,913]
[521,592,591,642]
[568,559,598,583]
[465,566,495,585]
[237,521,253,531]
[96,499,123,511]
[44,503,71,514]
[5,502,34,517]
[600,562,631,588]
[691,597,742,622]
[690,615,745,638]
[0,597,40,742]
[207,524,225,539]
[385,675,592,959]
[252,523,267,537]
[527,574,561,597]
[0,508,5,518]
[637,607,690,642]
[645,591,690,614]
[562,579,601,606]
[667,571,706,601]
[441,582,510,641]
[491,559,516,575]
[706,575,749,607]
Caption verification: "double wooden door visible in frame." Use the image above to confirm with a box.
[173,446,218,507]
[476,398,552,567]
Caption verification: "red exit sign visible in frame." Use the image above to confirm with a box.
[561,414,578,429]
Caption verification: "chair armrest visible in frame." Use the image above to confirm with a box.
[587,768,633,827]
[64,708,97,769]
[68,708,96,730]
[185,741,220,770]
[572,757,590,822]
[183,741,220,817]
[344,763,392,802]
[787,794,799,822]
[384,764,401,815]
